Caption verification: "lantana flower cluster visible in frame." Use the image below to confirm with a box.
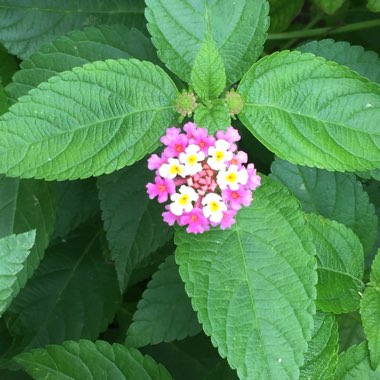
[146,122,261,234]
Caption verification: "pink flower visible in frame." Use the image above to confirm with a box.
[162,205,181,226]
[216,127,240,151]
[180,208,210,234]
[148,154,166,170]
[246,163,261,190]
[161,127,188,157]
[184,123,215,154]
[222,187,252,210]
[146,176,175,203]
[220,209,237,230]
[229,151,248,167]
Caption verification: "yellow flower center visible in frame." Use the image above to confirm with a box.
[179,194,189,205]
[169,164,182,175]
[226,172,237,183]
[215,151,225,161]
[210,201,220,212]
[187,154,197,166]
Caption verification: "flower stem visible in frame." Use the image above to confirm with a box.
[267,18,380,41]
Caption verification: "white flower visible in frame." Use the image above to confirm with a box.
[217,165,248,190]
[159,158,185,179]
[179,144,205,176]
[202,193,227,223]
[170,185,199,216]
[207,139,233,171]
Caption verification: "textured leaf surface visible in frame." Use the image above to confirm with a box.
[335,342,380,379]
[238,50,380,172]
[367,0,380,12]
[191,38,226,100]
[0,231,35,316]
[146,0,269,84]
[194,100,231,134]
[98,159,173,291]
[307,214,364,313]
[16,340,173,380]
[300,311,339,379]
[268,0,304,32]
[126,255,201,347]
[361,250,380,368]
[313,0,345,14]
[271,158,377,255]
[0,176,55,299]
[6,25,158,102]
[52,179,99,239]
[0,59,178,180]
[5,227,120,354]
[0,0,146,59]
[175,177,317,379]
[297,39,380,83]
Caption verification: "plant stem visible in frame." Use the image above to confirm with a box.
[267,18,380,40]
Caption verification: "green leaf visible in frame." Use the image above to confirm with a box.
[335,342,380,379]
[126,255,201,347]
[0,1,146,59]
[15,340,173,380]
[297,39,380,84]
[271,158,378,255]
[52,179,99,239]
[268,0,304,32]
[0,59,178,180]
[194,100,231,134]
[300,311,339,379]
[367,0,380,12]
[313,0,346,14]
[238,50,380,172]
[191,38,226,101]
[98,159,173,291]
[361,250,380,369]
[5,226,120,355]
[0,176,56,301]
[0,231,35,316]
[307,214,364,313]
[6,25,158,102]
[0,82,9,116]
[175,177,317,379]
[0,46,19,86]
[146,0,269,85]
[337,312,366,352]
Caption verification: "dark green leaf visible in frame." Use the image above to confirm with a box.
[191,38,226,100]
[307,214,364,314]
[15,340,173,380]
[271,158,378,255]
[194,100,231,134]
[268,0,304,32]
[6,25,158,102]
[0,59,178,180]
[0,82,8,116]
[335,342,380,378]
[337,313,366,352]
[0,46,19,86]
[238,51,380,172]
[98,159,173,291]
[0,231,35,316]
[300,311,339,380]
[146,0,269,84]
[175,177,317,379]
[126,255,201,347]
[0,1,146,59]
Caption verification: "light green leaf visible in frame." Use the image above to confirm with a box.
[6,25,158,102]
[297,39,380,84]
[98,159,173,291]
[367,0,380,12]
[313,0,346,14]
[0,0,146,59]
[238,50,380,172]
[335,342,380,379]
[0,176,56,301]
[268,0,304,32]
[307,214,364,313]
[126,255,201,347]
[52,179,99,239]
[0,59,178,180]
[191,38,226,100]
[5,226,120,355]
[271,158,378,255]
[15,340,173,380]
[175,177,317,379]
[300,311,339,380]
[146,0,269,85]
[0,231,35,316]
[361,250,380,369]
[194,100,231,134]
